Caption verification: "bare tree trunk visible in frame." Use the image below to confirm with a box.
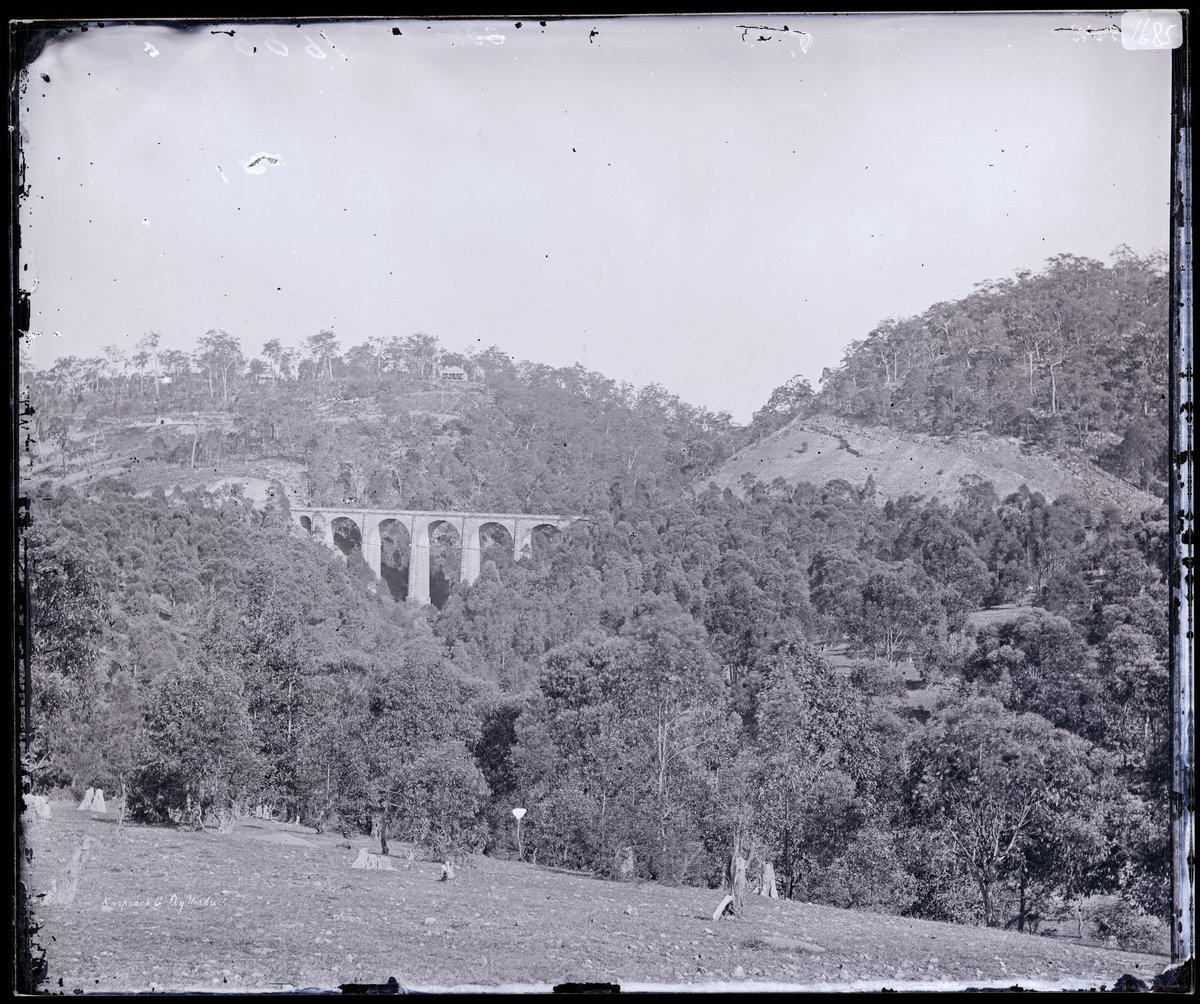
[978,872,995,927]
[731,855,748,916]
[116,778,128,840]
[1017,863,1027,932]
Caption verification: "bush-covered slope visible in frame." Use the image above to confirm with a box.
[745,250,1169,501]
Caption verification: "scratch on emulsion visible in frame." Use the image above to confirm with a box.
[737,23,813,53]
[242,153,283,175]
[320,31,349,60]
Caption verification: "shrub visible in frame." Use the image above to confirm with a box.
[128,667,266,828]
[849,659,906,698]
[405,741,491,860]
[1082,895,1170,954]
[800,827,918,915]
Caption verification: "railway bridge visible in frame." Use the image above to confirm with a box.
[290,506,577,605]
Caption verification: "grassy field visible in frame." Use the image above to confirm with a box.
[22,801,1169,993]
[965,602,1039,630]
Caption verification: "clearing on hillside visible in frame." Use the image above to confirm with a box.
[707,414,1157,513]
[24,802,1167,993]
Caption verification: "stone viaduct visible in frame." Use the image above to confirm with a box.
[290,506,578,605]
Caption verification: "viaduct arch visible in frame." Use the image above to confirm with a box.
[291,506,578,605]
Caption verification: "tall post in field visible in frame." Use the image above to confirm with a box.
[512,807,526,861]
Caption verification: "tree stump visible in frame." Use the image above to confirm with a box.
[758,860,778,899]
[351,847,395,871]
[216,806,235,835]
[116,781,127,840]
[26,794,51,821]
[614,846,635,882]
[731,856,748,916]
[53,837,92,905]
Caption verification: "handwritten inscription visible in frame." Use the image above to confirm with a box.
[101,893,219,912]
[227,27,347,60]
[1120,11,1182,50]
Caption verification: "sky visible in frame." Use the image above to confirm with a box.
[16,14,1174,422]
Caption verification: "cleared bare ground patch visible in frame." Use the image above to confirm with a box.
[708,414,1156,513]
[24,803,1167,993]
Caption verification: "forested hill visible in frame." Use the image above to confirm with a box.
[19,338,743,515]
[20,249,1168,514]
[742,250,1169,503]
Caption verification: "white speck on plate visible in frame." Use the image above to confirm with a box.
[144,42,159,57]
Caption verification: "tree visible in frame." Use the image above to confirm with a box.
[749,637,877,899]
[963,610,1093,735]
[358,635,483,855]
[910,698,1099,927]
[402,332,441,377]
[262,339,284,384]
[196,329,244,403]
[159,349,193,405]
[751,375,815,438]
[101,344,128,405]
[1096,624,1168,772]
[621,600,725,878]
[137,331,162,399]
[24,527,106,789]
[305,329,341,383]
[130,664,266,829]
[408,740,491,858]
[515,632,637,872]
[856,563,942,667]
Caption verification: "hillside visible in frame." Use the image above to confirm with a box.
[27,803,1169,993]
[19,323,1174,972]
[20,391,476,508]
[21,348,740,516]
[706,413,1158,513]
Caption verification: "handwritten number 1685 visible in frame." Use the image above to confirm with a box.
[1131,17,1178,48]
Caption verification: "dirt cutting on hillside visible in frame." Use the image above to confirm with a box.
[708,414,1158,514]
